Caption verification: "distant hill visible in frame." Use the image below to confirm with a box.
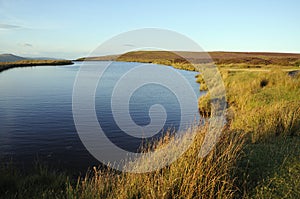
[77,51,300,67]
[76,54,119,61]
[0,54,61,62]
[0,54,27,62]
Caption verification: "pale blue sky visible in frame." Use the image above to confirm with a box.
[0,0,299,59]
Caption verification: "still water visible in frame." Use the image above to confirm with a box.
[0,61,200,172]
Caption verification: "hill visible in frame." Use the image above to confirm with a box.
[77,51,300,68]
[0,53,63,62]
[0,54,27,62]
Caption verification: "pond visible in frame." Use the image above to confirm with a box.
[0,61,201,172]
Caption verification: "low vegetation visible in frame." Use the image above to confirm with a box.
[197,68,300,198]
[67,128,244,199]
[0,162,68,198]
[1,52,300,198]
[78,51,300,70]
[0,60,74,72]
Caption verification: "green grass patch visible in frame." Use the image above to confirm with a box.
[0,162,68,198]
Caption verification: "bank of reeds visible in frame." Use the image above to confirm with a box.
[0,60,73,72]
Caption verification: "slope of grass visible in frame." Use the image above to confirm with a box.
[205,69,300,198]
[221,69,300,141]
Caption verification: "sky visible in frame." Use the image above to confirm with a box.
[0,0,300,59]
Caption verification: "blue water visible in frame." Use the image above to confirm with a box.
[0,61,200,172]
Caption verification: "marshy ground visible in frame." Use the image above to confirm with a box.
[1,52,299,198]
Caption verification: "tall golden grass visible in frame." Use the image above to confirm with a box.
[222,69,300,141]
[67,125,245,199]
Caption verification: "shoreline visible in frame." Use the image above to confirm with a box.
[0,60,74,73]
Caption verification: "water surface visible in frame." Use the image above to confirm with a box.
[0,61,201,172]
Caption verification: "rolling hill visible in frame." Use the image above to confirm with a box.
[77,51,300,67]
[0,54,61,62]
[0,54,27,62]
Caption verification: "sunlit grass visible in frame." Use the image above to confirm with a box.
[66,126,244,199]
[200,69,300,198]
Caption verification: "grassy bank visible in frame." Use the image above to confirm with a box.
[218,69,300,198]
[0,60,74,72]
[1,54,299,198]
[1,125,245,199]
